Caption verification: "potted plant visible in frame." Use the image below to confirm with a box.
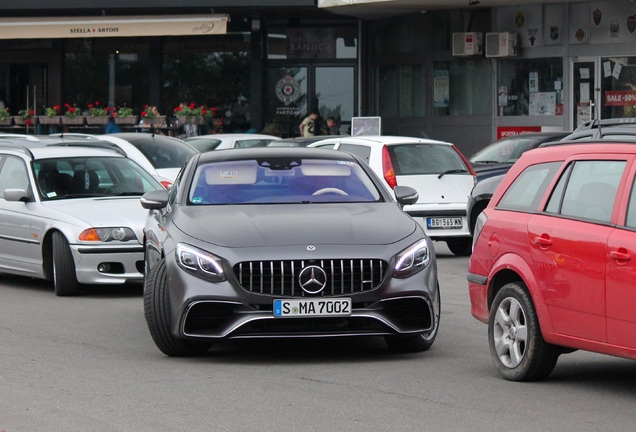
[15,108,34,126]
[141,104,165,127]
[38,105,62,125]
[114,104,137,125]
[62,103,85,125]
[86,101,110,125]
[0,107,12,126]
[173,102,204,125]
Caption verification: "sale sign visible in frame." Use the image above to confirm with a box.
[605,90,636,106]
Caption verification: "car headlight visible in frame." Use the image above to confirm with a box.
[79,227,136,242]
[393,239,430,278]
[176,243,225,282]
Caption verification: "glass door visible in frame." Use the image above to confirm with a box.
[315,66,354,134]
[571,57,598,129]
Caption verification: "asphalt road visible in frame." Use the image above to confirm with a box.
[0,243,635,432]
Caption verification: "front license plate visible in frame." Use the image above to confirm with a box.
[427,217,462,229]
[273,298,352,318]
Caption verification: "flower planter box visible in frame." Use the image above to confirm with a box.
[141,115,166,127]
[13,116,30,126]
[0,117,13,126]
[177,116,205,125]
[62,116,86,126]
[114,115,138,125]
[37,116,62,125]
[86,116,110,126]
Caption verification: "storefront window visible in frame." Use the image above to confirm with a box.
[377,65,425,117]
[497,58,563,116]
[601,56,636,119]
[432,59,491,116]
[163,35,251,132]
[64,38,150,114]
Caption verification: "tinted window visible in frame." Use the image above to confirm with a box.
[498,162,561,212]
[339,144,371,164]
[189,158,380,205]
[548,160,626,223]
[186,138,222,152]
[128,137,196,169]
[388,144,466,175]
[470,136,544,164]
[34,157,163,200]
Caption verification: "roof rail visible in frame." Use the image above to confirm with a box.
[0,133,41,142]
[47,141,127,157]
[0,144,35,158]
[49,132,101,141]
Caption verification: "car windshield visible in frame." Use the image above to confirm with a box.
[470,137,543,164]
[388,143,467,175]
[127,136,197,169]
[189,157,382,204]
[35,156,164,200]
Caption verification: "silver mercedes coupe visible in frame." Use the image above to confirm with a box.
[141,147,440,356]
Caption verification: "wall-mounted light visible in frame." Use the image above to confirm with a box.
[469,0,480,5]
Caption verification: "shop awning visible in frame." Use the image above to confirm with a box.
[0,14,228,39]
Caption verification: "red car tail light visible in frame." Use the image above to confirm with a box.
[382,145,397,189]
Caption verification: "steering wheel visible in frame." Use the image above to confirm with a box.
[312,187,349,196]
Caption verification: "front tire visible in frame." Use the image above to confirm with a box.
[52,231,81,296]
[446,238,472,256]
[386,281,441,353]
[144,259,213,357]
[488,282,559,381]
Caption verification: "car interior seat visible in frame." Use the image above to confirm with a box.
[72,169,100,193]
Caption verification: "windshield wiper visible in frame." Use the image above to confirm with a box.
[472,160,502,164]
[438,169,468,179]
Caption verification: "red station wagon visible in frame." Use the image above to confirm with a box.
[468,141,636,381]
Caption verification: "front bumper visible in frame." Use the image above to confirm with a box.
[71,244,144,285]
[165,254,439,341]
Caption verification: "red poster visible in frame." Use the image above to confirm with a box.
[497,126,542,140]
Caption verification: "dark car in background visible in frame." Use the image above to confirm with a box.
[467,132,569,234]
[141,147,440,356]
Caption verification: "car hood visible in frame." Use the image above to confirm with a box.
[43,197,147,232]
[174,203,418,248]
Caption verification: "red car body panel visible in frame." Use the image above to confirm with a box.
[468,142,636,361]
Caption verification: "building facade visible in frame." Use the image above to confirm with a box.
[0,1,635,155]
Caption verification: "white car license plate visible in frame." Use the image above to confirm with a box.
[427,217,463,229]
[273,298,352,317]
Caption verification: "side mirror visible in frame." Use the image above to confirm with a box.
[394,185,418,206]
[141,189,169,210]
[4,188,31,202]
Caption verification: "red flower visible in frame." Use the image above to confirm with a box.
[189,102,196,109]
[141,111,147,117]
[174,106,183,113]
[26,119,32,126]
[53,105,60,111]
[88,104,94,109]
[29,109,34,116]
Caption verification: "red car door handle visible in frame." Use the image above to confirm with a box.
[534,236,552,246]
[609,250,631,261]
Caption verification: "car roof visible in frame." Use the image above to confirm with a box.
[0,143,125,159]
[196,146,358,164]
[310,135,453,147]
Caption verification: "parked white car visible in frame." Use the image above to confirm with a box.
[310,135,476,255]
[47,132,197,188]
[0,144,164,295]
[184,133,281,151]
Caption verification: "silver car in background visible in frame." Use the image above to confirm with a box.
[0,144,164,296]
